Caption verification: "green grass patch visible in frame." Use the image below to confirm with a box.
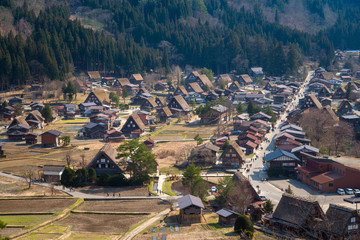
[56,118,89,124]
[0,214,54,228]
[159,167,183,175]
[37,224,70,234]
[148,180,157,195]
[162,179,176,196]
[18,232,61,240]
[66,232,116,240]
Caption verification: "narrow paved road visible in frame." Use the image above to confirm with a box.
[243,71,312,205]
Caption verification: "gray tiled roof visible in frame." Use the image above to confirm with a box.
[177,194,204,209]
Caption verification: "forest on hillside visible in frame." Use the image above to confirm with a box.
[0,0,359,89]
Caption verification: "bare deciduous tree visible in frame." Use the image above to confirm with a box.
[65,152,74,168]
[79,154,87,168]
[23,167,36,189]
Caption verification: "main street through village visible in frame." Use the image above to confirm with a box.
[243,71,356,210]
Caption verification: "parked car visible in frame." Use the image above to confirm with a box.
[337,188,345,195]
[259,195,267,201]
[354,189,360,196]
[211,186,217,192]
[345,188,354,195]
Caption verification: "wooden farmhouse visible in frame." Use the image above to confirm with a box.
[41,130,62,147]
[87,143,122,176]
[221,141,246,168]
[332,86,346,99]
[156,106,172,123]
[177,194,205,224]
[301,94,322,110]
[337,100,353,115]
[121,113,145,138]
[42,165,65,183]
[84,90,111,106]
[263,194,325,237]
[186,82,204,94]
[168,95,191,116]
[25,110,44,129]
[129,73,144,85]
[174,86,189,97]
[216,208,239,226]
[264,149,300,172]
[25,133,38,145]
[236,74,253,86]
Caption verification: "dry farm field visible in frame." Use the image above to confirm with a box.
[0,198,77,213]
[78,199,170,213]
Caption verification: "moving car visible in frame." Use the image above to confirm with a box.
[337,188,345,195]
[345,188,354,195]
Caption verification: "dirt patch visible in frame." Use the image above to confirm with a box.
[57,214,146,233]
[79,199,170,213]
[0,227,24,238]
[0,198,77,213]
[0,176,67,197]
[153,142,197,169]
[171,181,190,196]
[77,185,149,196]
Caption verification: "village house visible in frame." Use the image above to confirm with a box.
[250,67,264,79]
[140,97,158,111]
[41,130,62,147]
[216,208,239,226]
[318,85,332,98]
[220,141,246,168]
[84,90,111,106]
[337,100,353,115]
[78,102,97,115]
[186,82,204,94]
[177,194,205,224]
[250,112,272,122]
[87,71,101,81]
[263,194,325,238]
[87,143,122,176]
[121,113,145,138]
[25,110,44,129]
[189,142,220,166]
[232,172,262,207]
[297,153,360,192]
[113,78,130,88]
[240,140,257,155]
[168,95,191,117]
[7,117,30,141]
[143,138,155,150]
[185,71,213,89]
[82,122,107,139]
[332,86,346,99]
[129,74,144,85]
[321,98,332,107]
[275,138,302,151]
[264,149,301,172]
[200,105,228,124]
[317,204,360,240]
[25,132,38,145]
[154,82,168,91]
[30,102,44,112]
[291,145,319,160]
[233,115,246,131]
[104,129,125,143]
[42,165,65,183]
[154,96,167,107]
[228,81,241,92]
[301,94,322,110]
[174,86,189,97]
[156,106,172,123]
[8,96,23,106]
[217,74,233,85]
[264,82,277,93]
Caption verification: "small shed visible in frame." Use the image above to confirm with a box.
[144,138,155,150]
[42,165,65,183]
[25,133,38,145]
[177,194,205,224]
[216,208,239,226]
[41,130,62,147]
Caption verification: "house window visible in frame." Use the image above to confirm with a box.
[226,154,230,157]
[329,183,333,187]
[101,159,105,163]
[98,164,101,168]
[232,154,236,157]
[351,217,356,223]
[105,164,108,168]
[132,124,135,127]
[229,149,232,153]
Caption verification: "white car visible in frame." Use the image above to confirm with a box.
[345,188,354,195]
[337,188,345,195]
[259,195,267,201]
[354,189,360,195]
[211,186,217,192]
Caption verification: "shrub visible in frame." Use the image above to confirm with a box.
[234,215,254,235]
